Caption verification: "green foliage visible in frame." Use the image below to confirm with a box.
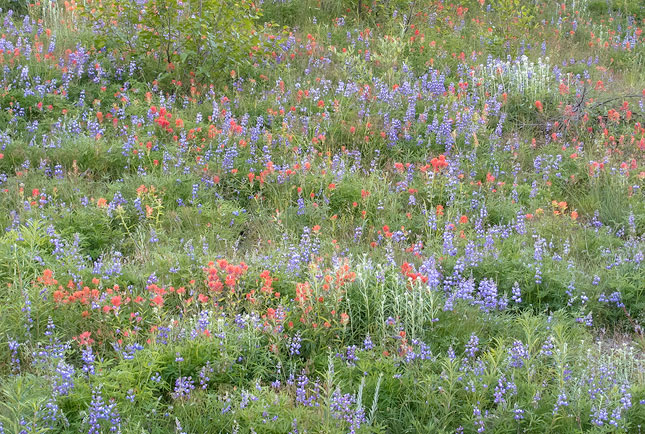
[587,0,645,19]
[0,220,49,286]
[0,0,29,16]
[492,0,536,40]
[57,209,119,260]
[80,0,263,86]
[0,375,56,433]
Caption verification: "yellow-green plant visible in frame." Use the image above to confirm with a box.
[493,0,536,39]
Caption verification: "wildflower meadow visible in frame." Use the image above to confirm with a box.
[0,0,644,432]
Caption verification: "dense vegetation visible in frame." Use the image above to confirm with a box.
[0,0,644,432]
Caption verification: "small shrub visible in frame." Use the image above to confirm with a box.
[80,0,263,86]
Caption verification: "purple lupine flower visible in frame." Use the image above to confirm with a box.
[149,229,158,244]
[288,332,302,357]
[294,372,319,407]
[341,345,359,366]
[513,405,524,420]
[493,374,517,405]
[477,278,500,311]
[52,361,75,396]
[540,336,555,357]
[353,226,363,242]
[465,333,479,359]
[175,418,187,434]
[39,396,65,427]
[447,346,456,361]
[472,404,485,432]
[442,222,458,256]
[85,386,121,434]
[552,390,569,415]
[329,388,366,430]
[8,339,20,375]
[81,346,95,376]
[608,292,624,308]
[511,282,522,303]
[297,197,306,215]
[363,334,373,351]
[508,340,529,368]
[172,377,195,400]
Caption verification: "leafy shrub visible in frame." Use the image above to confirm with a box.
[490,0,537,41]
[80,0,263,86]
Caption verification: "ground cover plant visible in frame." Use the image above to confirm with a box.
[0,0,644,432]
